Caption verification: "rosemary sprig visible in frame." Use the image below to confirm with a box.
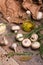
[38,33,43,40]
[7,52,33,57]
[24,25,43,38]
[39,43,43,59]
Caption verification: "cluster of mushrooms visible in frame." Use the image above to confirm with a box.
[11,25,40,52]
[16,33,40,49]
[0,23,40,52]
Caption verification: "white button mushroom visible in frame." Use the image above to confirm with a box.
[16,33,24,41]
[11,43,17,52]
[30,33,38,42]
[37,12,43,20]
[26,10,31,15]
[11,25,20,31]
[0,23,6,34]
[22,38,31,47]
[31,41,40,49]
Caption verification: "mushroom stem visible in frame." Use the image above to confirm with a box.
[11,43,17,52]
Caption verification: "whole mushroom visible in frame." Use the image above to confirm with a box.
[30,33,38,42]
[11,25,20,31]
[22,38,31,47]
[11,43,17,52]
[16,33,24,41]
[31,41,40,49]
[26,10,31,17]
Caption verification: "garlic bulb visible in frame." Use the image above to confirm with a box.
[37,12,43,20]
[22,38,31,47]
[0,23,6,34]
[11,25,20,31]
[30,33,38,42]
[16,33,24,41]
[31,42,40,49]
[11,43,17,52]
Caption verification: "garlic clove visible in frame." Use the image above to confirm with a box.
[31,42,40,49]
[4,37,8,45]
[11,25,20,31]
[16,33,24,41]
[22,38,31,47]
[11,43,17,52]
[37,12,43,20]
[30,33,38,42]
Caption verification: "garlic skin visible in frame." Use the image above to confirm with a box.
[22,38,31,47]
[16,33,24,41]
[30,33,38,42]
[0,23,6,34]
[31,42,40,49]
[11,25,20,31]
[11,43,17,52]
[37,12,43,20]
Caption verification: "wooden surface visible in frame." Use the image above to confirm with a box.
[0,18,43,65]
[0,46,19,65]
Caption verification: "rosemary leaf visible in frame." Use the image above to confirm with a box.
[7,52,14,57]
[39,43,43,59]
[38,34,43,40]
[7,52,33,57]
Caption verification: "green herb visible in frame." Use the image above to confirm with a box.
[24,25,43,38]
[7,52,14,57]
[18,42,22,45]
[7,52,33,57]
[38,33,43,40]
[39,43,43,59]
[14,52,32,55]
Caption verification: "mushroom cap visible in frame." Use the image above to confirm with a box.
[11,25,20,31]
[31,42,40,49]
[11,43,17,49]
[22,38,31,47]
[16,33,24,41]
[30,33,38,42]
